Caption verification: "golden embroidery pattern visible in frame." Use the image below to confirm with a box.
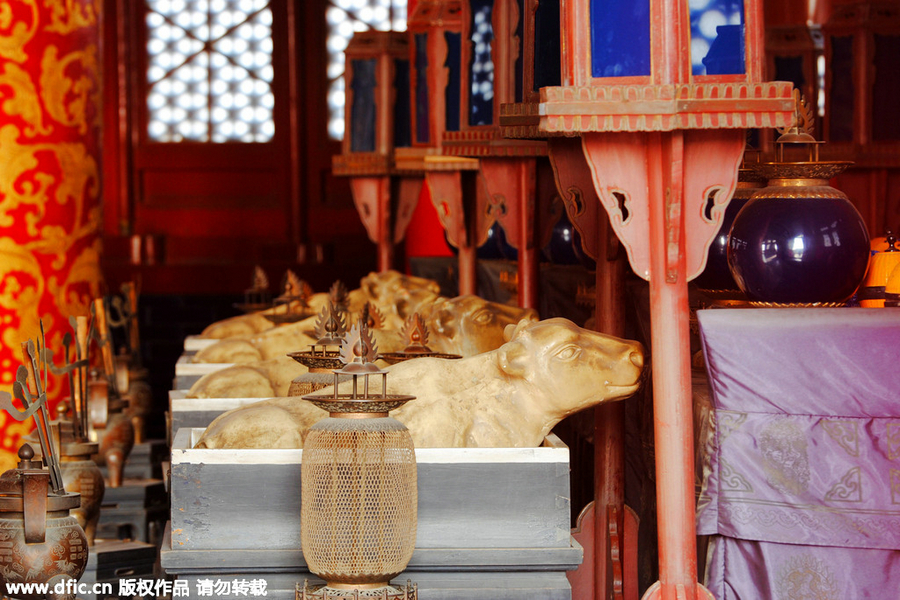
[0,0,103,469]
[760,419,810,496]
[716,410,747,444]
[887,423,900,460]
[821,419,860,457]
[777,554,839,600]
[825,466,863,503]
[719,457,753,493]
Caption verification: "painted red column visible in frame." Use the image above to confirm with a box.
[0,1,104,470]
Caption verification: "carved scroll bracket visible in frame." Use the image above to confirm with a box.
[579,129,745,282]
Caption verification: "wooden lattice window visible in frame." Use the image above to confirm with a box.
[325,0,408,140]
[145,0,275,142]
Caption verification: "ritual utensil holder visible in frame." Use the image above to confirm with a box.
[0,445,88,600]
[27,413,104,547]
[298,324,417,599]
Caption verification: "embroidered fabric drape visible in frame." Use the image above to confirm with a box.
[697,308,900,599]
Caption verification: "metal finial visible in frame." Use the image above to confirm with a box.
[329,280,349,314]
[282,270,313,300]
[340,319,379,369]
[359,302,384,330]
[251,265,269,292]
[400,314,430,352]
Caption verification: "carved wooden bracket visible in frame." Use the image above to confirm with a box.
[580,129,745,282]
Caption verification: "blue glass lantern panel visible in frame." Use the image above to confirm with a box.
[468,0,495,126]
[445,31,462,132]
[533,0,561,90]
[514,0,525,102]
[394,58,412,148]
[350,58,377,152]
[414,33,430,143]
[589,0,650,78]
[690,0,745,76]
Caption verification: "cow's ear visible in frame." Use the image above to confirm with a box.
[504,318,531,341]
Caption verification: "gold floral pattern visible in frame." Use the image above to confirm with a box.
[825,467,863,503]
[43,0,99,35]
[0,1,39,63]
[777,554,840,600]
[821,420,860,457]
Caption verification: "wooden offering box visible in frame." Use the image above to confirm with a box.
[162,428,582,599]
[167,390,260,441]
[173,354,234,389]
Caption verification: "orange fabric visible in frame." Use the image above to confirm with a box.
[0,1,104,471]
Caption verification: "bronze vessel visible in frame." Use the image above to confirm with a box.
[0,445,88,600]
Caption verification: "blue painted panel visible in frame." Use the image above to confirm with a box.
[691,0,745,76]
[590,0,650,78]
[415,33,430,143]
[350,58,377,153]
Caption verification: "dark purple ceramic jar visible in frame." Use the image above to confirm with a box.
[727,162,870,304]
[693,178,762,292]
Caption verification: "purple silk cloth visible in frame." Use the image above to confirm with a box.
[695,308,900,598]
[703,536,900,599]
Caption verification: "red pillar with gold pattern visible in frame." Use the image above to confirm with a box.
[0,1,104,471]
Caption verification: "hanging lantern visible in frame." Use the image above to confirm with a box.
[727,92,870,305]
[298,320,417,599]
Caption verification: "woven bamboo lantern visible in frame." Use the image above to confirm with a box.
[297,320,417,600]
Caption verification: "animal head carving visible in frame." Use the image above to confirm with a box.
[426,295,538,356]
[497,318,644,415]
[360,271,442,321]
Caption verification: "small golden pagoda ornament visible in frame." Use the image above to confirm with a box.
[328,280,351,317]
[378,314,462,365]
[287,302,348,396]
[234,266,273,313]
[297,320,417,600]
[265,271,315,325]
